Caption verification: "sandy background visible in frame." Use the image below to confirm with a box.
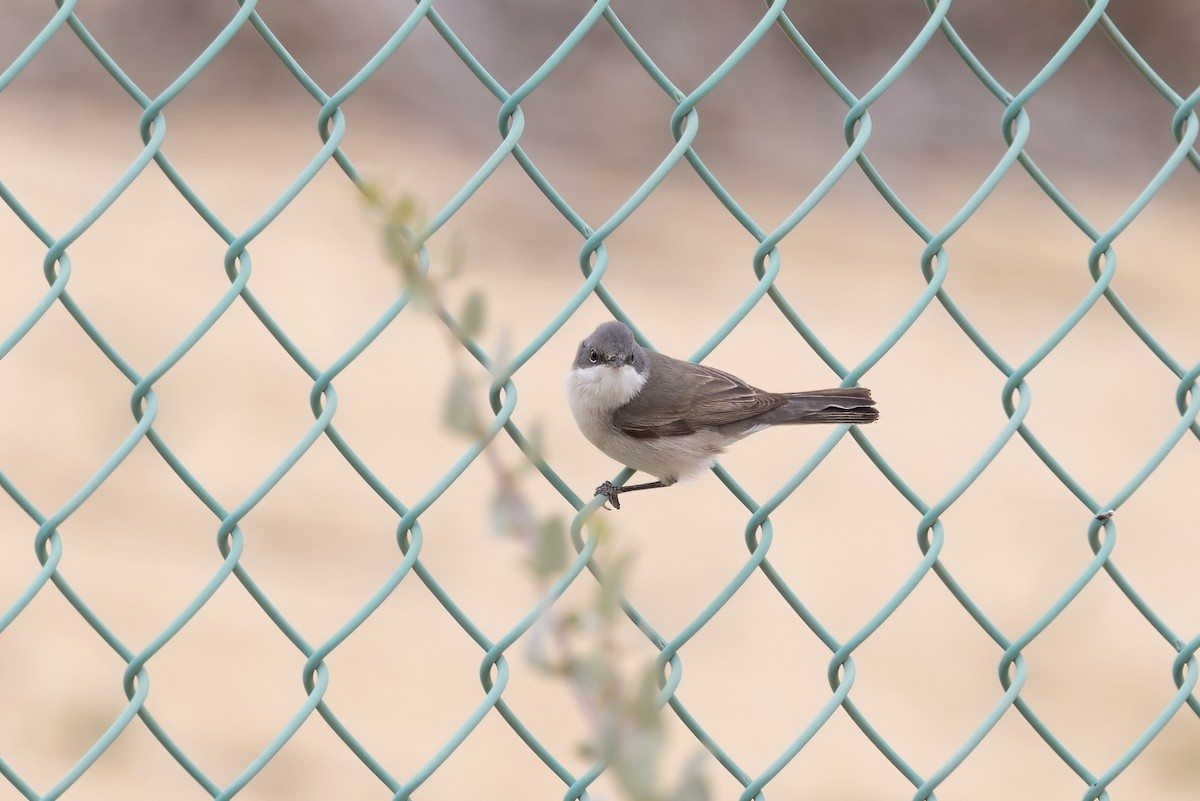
[2,4,1199,800]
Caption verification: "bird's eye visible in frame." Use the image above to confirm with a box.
[589,349,599,363]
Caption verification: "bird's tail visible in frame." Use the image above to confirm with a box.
[765,387,879,425]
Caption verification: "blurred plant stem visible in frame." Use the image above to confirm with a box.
[368,187,708,801]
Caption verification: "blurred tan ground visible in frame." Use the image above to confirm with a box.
[2,8,1200,800]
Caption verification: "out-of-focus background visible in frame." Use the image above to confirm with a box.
[2,1,1198,799]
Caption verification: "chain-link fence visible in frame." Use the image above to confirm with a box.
[2,2,1199,800]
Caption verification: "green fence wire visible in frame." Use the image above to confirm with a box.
[2,1,1199,799]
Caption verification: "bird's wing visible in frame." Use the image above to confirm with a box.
[611,351,786,438]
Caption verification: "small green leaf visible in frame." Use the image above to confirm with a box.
[442,369,479,436]
[525,615,553,669]
[390,193,422,228]
[491,482,538,541]
[445,234,467,280]
[530,516,568,577]
[383,224,424,288]
[459,290,486,340]
[626,665,665,727]
[360,181,384,210]
[597,551,634,621]
[523,419,546,466]
[613,714,665,801]
[492,326,513,375]
[559,609,583,632]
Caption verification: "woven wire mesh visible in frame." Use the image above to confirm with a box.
[2,1,1199,799]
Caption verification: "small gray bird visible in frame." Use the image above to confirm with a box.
[566,321,878,509]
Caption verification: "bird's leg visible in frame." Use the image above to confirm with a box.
[593,480,667,510]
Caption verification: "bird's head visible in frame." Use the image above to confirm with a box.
[573,321,645,372]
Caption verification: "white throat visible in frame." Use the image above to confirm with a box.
[566,365,646,421]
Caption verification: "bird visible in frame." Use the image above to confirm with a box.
[566,321,878,509]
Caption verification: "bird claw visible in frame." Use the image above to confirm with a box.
[594,480,621,510]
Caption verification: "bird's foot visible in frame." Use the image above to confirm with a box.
[594,480,621,510]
